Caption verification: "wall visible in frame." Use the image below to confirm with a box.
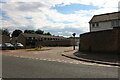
[36,39,73,47]
[118,28,120,53]
[114,27,120,53]
[90,21,113,32]
[80,27,120,53]
[68,37,80,46]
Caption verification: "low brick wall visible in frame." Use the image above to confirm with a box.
[80,27,120,53]
[36,39,73,47]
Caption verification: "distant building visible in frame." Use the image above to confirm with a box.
[67,37,80,46]
[0,35,10,44]
[15,33,72,48]
[89,12,120,32]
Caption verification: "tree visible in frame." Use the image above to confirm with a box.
[0,29,2,35]
[2,29,10,36]
[12,29,23,37]
[24,30,35,34]
[44,32,51,35]
[35,29,44,34]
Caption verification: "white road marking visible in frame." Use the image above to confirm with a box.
[4,54,118,68]
[69,62,73,63]
[42,59,47,61]
[35,58,39,60]
[75,63,79,64]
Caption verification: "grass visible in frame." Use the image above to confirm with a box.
[26,47,51,51]
[64,50,74,52]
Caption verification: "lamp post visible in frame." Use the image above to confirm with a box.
[72,33,76,50]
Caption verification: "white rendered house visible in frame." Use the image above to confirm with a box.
[89,12,120,32]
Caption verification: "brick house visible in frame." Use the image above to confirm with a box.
[15,33,72,48]
[0,35,10,44]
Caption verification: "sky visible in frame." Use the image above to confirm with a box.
[0,0,119,37]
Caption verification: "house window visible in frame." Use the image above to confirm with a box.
[33,37,36,40]
[92,24,95,27]
[96,23,99,27]
[28,37,32,39]
[112,20,119,27]
[41,38,43,41]
[44,38,46,41]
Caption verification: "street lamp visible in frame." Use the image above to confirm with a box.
[72,33,76,50]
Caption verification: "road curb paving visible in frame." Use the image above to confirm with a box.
[61,53,120,67]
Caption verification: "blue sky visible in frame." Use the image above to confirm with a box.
[51,3,99,14]
[0,0,119,37]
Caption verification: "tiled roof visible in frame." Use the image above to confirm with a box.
[89,12,120,23]
[20,33,65,39]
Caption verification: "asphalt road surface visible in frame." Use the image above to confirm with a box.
[2,55,119,78]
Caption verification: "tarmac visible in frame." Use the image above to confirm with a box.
[62,50,120,67]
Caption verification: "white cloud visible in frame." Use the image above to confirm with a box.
[1,0,119,36]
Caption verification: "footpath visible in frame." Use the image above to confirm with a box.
[62,50,120,66]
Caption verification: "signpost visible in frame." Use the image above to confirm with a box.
[72,33,76,50]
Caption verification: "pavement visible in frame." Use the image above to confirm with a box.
[62,50,120,67]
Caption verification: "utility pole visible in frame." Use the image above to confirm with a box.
[72,33,76,50]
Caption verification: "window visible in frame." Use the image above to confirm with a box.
[29,37,32,39]
[33,37,35,39]
[96,23,99,27]
[92,24,95,27]
[112,20,120,27]
[91,23,99,28]
[41,38,43,41]
[44,38,46,40]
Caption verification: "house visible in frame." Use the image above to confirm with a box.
[79,12,120,53]
[15,33,72,48]
[11,37,18,43]
[89,12,120,32]
[0,35,10,44]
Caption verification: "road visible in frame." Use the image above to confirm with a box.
[2,55,118,78]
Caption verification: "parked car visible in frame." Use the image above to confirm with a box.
[0,44,2,50]
[12,43,24,49]
[1,43,14,50]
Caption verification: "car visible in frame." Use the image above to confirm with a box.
[4,43,14,47]
[12,43,24,49]
[1,43,14,50]
[0,44,2,50]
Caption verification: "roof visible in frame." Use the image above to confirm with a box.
[0,35,10,38]
[68,37,80,39]
[20,33,65,39]
[89,12,120,23]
